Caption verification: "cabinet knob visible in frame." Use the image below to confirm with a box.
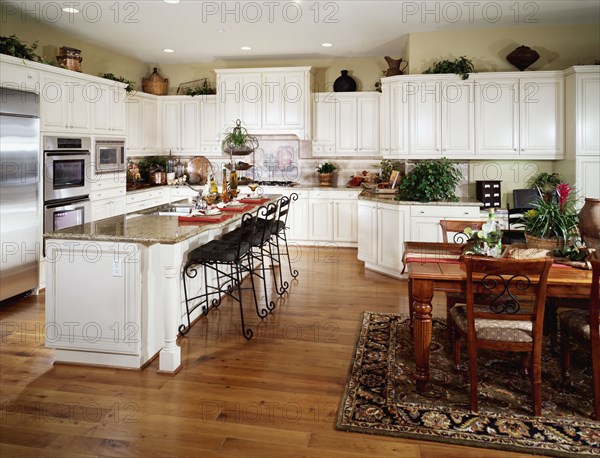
[420,210,425,214]
[521,148,525,151]
[435,148,440,151]
[514,148,518,151]
[442,148,447,152]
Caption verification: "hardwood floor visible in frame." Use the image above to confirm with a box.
[0,248,541,457]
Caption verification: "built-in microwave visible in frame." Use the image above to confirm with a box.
[95,138,126,173]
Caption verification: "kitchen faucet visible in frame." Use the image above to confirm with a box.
[183,182,204,209]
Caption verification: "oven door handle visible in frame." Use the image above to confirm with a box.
[45,197,90,208]
[44,151,91,156]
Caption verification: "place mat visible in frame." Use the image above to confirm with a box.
[239,197,270,204]
[221,204,253,212]
[337,311,599,458]
[178,214,232,224]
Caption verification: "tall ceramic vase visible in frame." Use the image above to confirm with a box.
[578,198,600,250]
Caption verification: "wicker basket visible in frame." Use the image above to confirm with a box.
[143,67,168,95]
[525,234,565,250]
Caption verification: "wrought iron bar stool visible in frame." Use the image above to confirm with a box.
[221,202,279,317]
[180,211,259,340]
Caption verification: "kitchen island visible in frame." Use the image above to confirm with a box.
[44,196,280,372]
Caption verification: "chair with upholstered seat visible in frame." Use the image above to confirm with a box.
[449,255,553,416]
[559,254,600,419]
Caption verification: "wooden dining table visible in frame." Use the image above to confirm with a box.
[404,241,595,392]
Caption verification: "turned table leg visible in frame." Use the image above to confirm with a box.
[412,278,434,392]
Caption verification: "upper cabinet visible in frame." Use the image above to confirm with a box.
[215,67,312,139]
[0,56,40,92]
[380,80,408,157]
[199,95,221,156]
[312,92,380,157]
[126,92,158,155]
[160,97,201,155]
[406,77,474,157]
[93,83,126,135]
[474,72,564,159]
[40,72,92,133]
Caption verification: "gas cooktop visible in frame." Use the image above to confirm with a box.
[256,181,297,187]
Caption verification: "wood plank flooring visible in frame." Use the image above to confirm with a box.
[0,248,542,457]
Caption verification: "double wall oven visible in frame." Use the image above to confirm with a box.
[43,136,92,232]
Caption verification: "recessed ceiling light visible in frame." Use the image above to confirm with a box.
[62,7,79,13]
[163,0,180,4]
[240,46,252,51]
[321,42,333,47]
[217,29,225,33]
[163,49,175,53]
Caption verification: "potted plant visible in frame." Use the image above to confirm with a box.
[316,162,336,187]
[221,119,259,155]
[396,158,462,202]
[527,172,562,200]
[423,56,475,80]
[523,183,579,249]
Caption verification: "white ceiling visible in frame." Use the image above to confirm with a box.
[10,0,600,63]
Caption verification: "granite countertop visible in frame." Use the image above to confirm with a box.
[44,195,281,245]
[125,183,363,194]
[358,190,482,206]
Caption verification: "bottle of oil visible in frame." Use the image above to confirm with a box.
[209,174,218,194]
[222,165,227,195]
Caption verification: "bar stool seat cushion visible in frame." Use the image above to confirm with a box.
[188,240,250,263]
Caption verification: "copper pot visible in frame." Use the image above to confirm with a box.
[149,171,167,186]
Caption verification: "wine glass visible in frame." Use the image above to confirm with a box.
[202,193,216,211]
[248,181,259,197]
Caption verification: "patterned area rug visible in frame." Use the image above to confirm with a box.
[336,312,600,457]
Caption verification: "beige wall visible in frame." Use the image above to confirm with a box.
[468,160,556,207]
[408,24,600,74]
[1,9,148,85]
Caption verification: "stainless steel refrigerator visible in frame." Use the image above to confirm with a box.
[0,88,41,301]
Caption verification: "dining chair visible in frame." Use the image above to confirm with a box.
[559,253,600,419]
[449,255,553,416]
[440,220,485,343]
[502,204,529,245]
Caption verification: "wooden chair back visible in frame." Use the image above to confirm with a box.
[440,220,484,244]
[464,255,553,339]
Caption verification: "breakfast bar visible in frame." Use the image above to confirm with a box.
[43,196,280,372]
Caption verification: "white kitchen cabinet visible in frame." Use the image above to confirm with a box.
[357,201,378,263]
[307,189,359,245]
[90,177,126,222]
[126,188,170,212]
[215,67,312,139]
[40,72,91,133]
[93,83,126,135]
[407,77,474,157]
[334,92,380,156]
[127,93,158,154]
[0,55,40,92]
[474,72,564,159]
[334,199,358,242]
[161,97,201,154]
[380,80,409,157]
[312,93,337,156]
[91,196,126,221]
[576,156,600,199]
[199,95,222,156]
[285,190,310,242]
[408,205,481,243]
[309,199,334,241]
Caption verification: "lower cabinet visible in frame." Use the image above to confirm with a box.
[306,189,360,246]
[286,191,310,242]
[91,197,126,222]
[126,188,170,212]
[358,200,409,277]
[576,156,600,200]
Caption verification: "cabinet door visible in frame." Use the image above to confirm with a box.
[379,83,391,155]
[126,95,141,151]
[333,200,357,242]
[287,196,309,241]
[40,73,68,131]
[390,82,409,155]
[309,200,334,241]
[520,77,564,157]
[141,98,157,151]
[219,73,261,130]
[409,216,443,243]
[358,202,377,263]
[200,96,221,155]
[408,80,441,155]
[336,97,358,154]
[441,80,474,156]
[93,84,111,133]
[181,99,200,153]
[110,87,126,135]
[578,74,600,155]
[377,204,408,273]
[91,200,111,222]
[357,95,379,155]
[475,79,519,156]
[312,93,337,154]
[162,100,181,151]
[577,156,600,199]
[70,81,92,131]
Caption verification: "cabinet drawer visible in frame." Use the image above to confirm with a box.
[410,205,480,218]
[126,188,165,204]
[309,189,360,200]
[91,187,125,201]
[91,173,126,190]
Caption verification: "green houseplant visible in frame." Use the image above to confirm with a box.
[316,162,336,187]
[101,73,136,93]
[527,172,562,197]
[396,158,462,202]
[523,183,579,248]
[222,119,259,155]
[0,34,54,65]
[423,56,475,80]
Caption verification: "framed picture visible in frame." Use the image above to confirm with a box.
[389,170,400,189]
